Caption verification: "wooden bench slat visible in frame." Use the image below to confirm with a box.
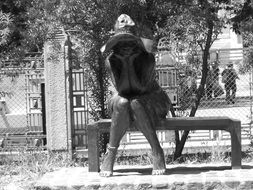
[93,117,238,132]
[87,116,241,172]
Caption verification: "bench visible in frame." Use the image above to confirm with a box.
[87,116,241,172]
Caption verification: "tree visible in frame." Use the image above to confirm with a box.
[54,0,118,120]
[1,0,250,157]
[34,0,176,120]
[23,0,244,158]
[0,0,183,120]
[155,0,250,160]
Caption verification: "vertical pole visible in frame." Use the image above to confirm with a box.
[65,36,74,158]
[216,50,219,62]
[230,120,241,169]
[84,69,90,148]
[41,83,47,145]
[87,122,100,172]
[250,65,253,136]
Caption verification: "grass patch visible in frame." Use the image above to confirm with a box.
[0,148,81,190]
[114,145,253,166]
[0,145,253,189]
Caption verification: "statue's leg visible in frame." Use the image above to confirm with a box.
[130,99,166,175]
[100,96,130,177]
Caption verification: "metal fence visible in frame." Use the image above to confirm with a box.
[164,49,253,147]
[0,69,28,132]
[1,49,252,150]
[70,69,90,149]
[175,63,252,145]
[0,71,44,132]
[123,48,253,148]
[0,55,46,148]
[0,54,92,150]
[25,69,45,133]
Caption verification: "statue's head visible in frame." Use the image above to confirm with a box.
[101,14,149,54]
[114,14,135,35]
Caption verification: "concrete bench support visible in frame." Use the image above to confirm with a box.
[87,116,241,172]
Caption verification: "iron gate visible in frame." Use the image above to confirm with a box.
[25,69,45,133]
[70,69,90,149]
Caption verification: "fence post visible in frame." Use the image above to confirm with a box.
[44,28,73,155]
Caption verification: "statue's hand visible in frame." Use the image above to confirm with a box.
[113,54,125,62]
[114,52,140,63]
[129,53,140,63]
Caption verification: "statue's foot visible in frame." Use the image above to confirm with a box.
[99,171,113,177]
[152,169,166,175]
[99,146,117,177]
[152,152,166,175]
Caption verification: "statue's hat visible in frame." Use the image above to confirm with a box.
[101,14,150,53]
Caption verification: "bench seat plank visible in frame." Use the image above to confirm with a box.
[87,116,241,172]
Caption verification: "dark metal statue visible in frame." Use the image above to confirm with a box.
[100,14,171,177]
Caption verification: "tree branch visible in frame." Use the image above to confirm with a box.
[173,17,214,160]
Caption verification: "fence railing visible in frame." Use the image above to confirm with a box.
[0,56,46,149]
[70,69,90,149]
[124,49,253,147]
[1,49,252,151]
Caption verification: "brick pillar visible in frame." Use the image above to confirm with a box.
[44,29,73,152]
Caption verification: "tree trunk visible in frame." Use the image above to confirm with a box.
[173,19,214,160]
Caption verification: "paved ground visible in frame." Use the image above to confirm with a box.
[35,163,253,190]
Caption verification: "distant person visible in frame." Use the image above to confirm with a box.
[212,61,224,98]
[222,63,239,104]
[206,65,213,99]
[0,99,9,114]
[186,70,197,95]
[212,61,220,82]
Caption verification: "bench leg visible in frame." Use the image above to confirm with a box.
[87,125,100,172]
[230,120,241,169]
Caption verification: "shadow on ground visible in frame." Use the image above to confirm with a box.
[113,164,253,176]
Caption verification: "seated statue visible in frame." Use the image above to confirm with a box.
[100,14,171,177]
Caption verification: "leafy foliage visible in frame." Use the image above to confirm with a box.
[231,0,253,33]
[0,0,32,60]
[0,0,251,158]
[0,11,13,46]
[155,0,247,159]
[231,0,253,75]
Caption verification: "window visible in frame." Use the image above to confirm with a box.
[157,69,177,87]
